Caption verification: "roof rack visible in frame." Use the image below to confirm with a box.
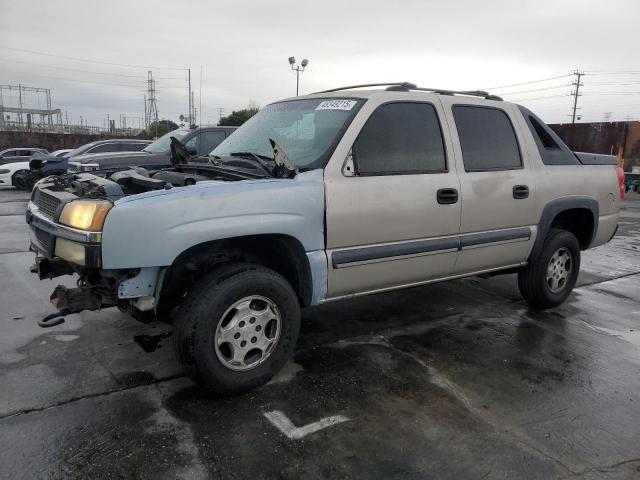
[314,82,503,101]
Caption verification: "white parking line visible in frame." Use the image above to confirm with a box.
[263,410,349,440]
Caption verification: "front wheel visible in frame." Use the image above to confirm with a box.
[518,229,581,310]
[173,263,300,395]
[12,170,33,190]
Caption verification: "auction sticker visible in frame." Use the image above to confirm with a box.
[315,100,357,111]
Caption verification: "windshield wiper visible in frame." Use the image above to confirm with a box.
[228,151,275,176]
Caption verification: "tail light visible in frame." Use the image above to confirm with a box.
[614,165,625,199]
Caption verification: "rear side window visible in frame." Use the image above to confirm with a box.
[518,106,579,165]
[89,143,118,153]
[453,106,521,171]
[119,142,146,151]
[353,102,446,175]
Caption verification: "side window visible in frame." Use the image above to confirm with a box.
[453,106,521,171]
[18,150,32,156]
[353,102,447,175]
[89,143,117,153]
[118,142,144,151]
[185,131,227,155]
[518,106,579,166]
[199,131,226,154]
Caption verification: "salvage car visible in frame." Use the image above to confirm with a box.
[26,82,623,394]
[67,126,236,173]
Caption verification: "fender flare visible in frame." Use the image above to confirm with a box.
[530,196,599,260]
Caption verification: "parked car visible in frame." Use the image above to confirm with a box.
[67,126,237,172]
[50,149,73,157]
[26,82,623,394]
[0,161,32,188]
[64,139,151,159]
[0,148,48,166]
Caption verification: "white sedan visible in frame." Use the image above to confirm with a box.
[0,161,31,189]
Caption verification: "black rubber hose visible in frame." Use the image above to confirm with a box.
[38,312,66,328]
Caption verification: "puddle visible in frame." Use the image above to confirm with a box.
[581,321,640,347]
[133,331,172,353]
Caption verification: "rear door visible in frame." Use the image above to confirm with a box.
[325,97,461,298]
[440,98,537,274]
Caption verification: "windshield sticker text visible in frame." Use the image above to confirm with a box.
[315,100,357,111]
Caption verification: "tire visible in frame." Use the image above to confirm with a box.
[518,229,581,310]
[12,170,33,190]
[173,263,300,395]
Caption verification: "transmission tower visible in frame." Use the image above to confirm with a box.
[145,71,158,129]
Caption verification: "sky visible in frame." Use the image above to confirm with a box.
[1,0,639,128]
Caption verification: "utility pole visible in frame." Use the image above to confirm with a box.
[188,68,192,126]
[570,70,584,124]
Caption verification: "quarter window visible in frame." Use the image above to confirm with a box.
[453,106,521,171]
[353,102,447,175]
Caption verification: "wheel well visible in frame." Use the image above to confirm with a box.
[160,234,313,308]
[550,208,595,249]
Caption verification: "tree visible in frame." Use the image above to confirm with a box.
[219,107,259,127]
[147,119,179,139]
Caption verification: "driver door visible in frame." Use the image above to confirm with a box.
[324,97,461,298]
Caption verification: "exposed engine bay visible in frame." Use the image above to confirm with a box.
[35,136,296,201]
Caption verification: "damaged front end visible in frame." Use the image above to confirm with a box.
[26,171,169,316]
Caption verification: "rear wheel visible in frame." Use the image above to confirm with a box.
[173,263,300,395]
[518,229,580,310]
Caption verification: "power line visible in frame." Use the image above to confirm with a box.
[0,57,144,78]
[482,74,572,91]
[584,70,640,75]
[0,46,186,70]
[496,84,569,96]
[505,93,569,102]
[1,68,144,88]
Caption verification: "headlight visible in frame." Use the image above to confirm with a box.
[0,169,9,174]
[59,200,112,231]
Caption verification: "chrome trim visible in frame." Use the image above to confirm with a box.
[28,201,102,243]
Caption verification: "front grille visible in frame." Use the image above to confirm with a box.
[68,163,79,172]
[34,189,61,219]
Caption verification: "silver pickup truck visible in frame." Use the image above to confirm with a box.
[26,82,624,394]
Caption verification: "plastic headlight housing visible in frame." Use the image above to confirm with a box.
[54,238,86,265]
[59,200,112,231]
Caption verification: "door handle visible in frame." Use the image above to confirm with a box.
[437,188,459,205]
[513,185,529,199]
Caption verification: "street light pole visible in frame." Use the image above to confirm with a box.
[288,56,309,96]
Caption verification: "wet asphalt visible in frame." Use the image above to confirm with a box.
[0,187,639,479]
